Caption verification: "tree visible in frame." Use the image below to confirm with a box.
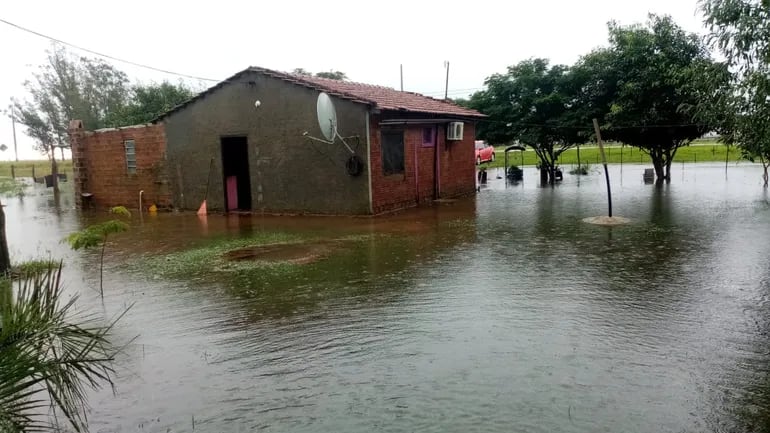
[0,264,125,433]
[66,206,130,297]
[575,15,729,183]
[314,70,348,80]
[106,81,196,126]
[701,0,770,186]
[467,59,583,184]
[12,44,130,193]
[292,68,348,81]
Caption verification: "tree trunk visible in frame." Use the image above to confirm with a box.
[664,159,673,184]
[763,161,769,188]
[0,199,10,276]
[51,154,59,195]
[651,156,665,186]
[60,146,65,161]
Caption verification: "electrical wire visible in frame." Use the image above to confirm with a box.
[0,17,711,133]
[0,17,220,82]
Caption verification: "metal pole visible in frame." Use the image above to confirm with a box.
[444,61,450,100]
[592,118,613,218]
[400,64,403,91]
[725,144,729,175]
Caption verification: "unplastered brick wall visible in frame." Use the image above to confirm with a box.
[370,118,476,215]
[439,122,476,198]
[70,122,169,209]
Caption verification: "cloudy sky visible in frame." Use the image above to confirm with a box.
[1,0,707,160]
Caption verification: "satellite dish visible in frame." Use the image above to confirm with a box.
[316,92,337,141]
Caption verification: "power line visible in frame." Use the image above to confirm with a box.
[0,17,220,82]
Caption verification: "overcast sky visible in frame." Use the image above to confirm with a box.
[0,0,707,160]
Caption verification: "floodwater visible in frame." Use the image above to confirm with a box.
[6,163,770,433]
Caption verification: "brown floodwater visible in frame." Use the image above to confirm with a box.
[6,163,770,433]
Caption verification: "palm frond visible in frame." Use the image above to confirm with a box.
[0,261,126,433]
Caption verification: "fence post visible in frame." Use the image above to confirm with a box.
[32,164,36,179]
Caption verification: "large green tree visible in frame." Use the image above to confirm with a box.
[574,15,730,183]
[701,0,770,186]
[12,45,130,195]
[14,44,130,157]
[467,59,583,184]
[106,82,195,126]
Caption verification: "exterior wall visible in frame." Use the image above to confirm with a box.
[370,115,476,214]
[163,71,371,214]
[439,122,476,199]
[70,122,169,209]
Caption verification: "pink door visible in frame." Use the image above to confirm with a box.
[226,176,238,211]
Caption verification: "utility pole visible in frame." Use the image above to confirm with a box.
[9,105,18,162]
[400,64,403,91]
[444,61,450,100]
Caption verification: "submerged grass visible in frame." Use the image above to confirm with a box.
[11,259,59,279]
[141,232,319,279]
[0,177,27,198]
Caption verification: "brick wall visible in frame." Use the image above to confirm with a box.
[439,122,476,199]
[370,116,476,214]
[70,122,169,210]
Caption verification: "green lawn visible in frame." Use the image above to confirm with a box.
[0,160,73,178]
[484,141,744,169]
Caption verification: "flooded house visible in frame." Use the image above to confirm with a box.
[68,67,484,215]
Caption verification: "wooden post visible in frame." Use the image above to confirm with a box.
[592,119,613,218]
[31,164,35,179]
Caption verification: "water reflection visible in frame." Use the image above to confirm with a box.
[4,165,770,433]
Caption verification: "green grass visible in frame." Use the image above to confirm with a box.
[484,141,744,169]
[0,160,73,178]
[0,177,27,197]
[140,232,312,279]
[11,259,59,279]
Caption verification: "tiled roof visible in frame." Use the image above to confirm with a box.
[154,66,484,121]
[289,73,485,118]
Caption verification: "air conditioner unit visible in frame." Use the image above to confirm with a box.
[447,122,464,141]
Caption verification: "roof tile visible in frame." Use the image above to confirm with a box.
[156,67,484,122]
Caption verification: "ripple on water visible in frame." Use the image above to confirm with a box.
[7,165,770,432]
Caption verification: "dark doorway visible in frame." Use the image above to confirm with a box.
[220,136,252,211]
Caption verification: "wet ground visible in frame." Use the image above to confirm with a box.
[6,163,770,433]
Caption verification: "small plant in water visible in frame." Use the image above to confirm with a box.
[569,164,591,175]
[67,206,131,297]
[0,178,26,198]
